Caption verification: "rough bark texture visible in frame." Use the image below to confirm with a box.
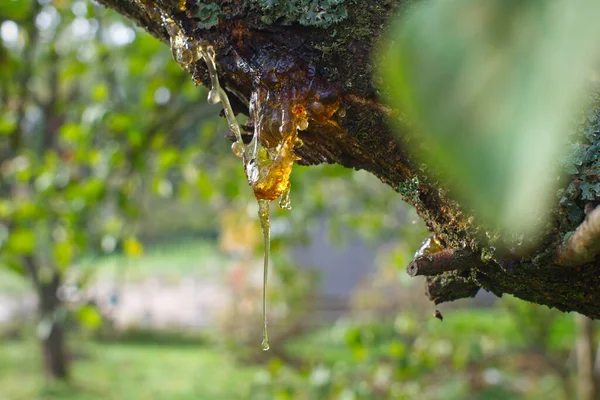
[97,0,600,318]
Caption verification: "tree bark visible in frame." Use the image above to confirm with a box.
[39,277,68,380]
[96,0,600,317]
[24,257,68,380]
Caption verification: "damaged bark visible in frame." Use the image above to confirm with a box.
[97,0,600,318]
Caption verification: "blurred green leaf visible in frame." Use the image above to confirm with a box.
[7,228,35,254]
[91,82,109,102]
[0,200,13,218]
[123,237,143,257]
[60,123,85,144]
[0,116,15,135]
[77,304,102,330]
[381,0,600,237]
[0,254,24,276]
[53,240,74,269]
[0,0,33,20]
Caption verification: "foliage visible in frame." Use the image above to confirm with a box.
[0,0,241,377]
[380,0,600,239]
[0,0,235,297]
[253,302,575,400]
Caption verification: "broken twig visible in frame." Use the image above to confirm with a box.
[556,206,600,266]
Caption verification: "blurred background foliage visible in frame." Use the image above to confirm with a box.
[0,0,598,399]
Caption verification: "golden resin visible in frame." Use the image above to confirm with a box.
[415,235,445,258]
[163,16,343,350]
[258,200,271,351]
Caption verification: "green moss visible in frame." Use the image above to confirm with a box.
[195,1,223,29]
[556,92,600,228]
[397,176,420,205]
[248,0,348,27]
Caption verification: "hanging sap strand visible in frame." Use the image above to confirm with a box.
[257,200,271,351]
[163,17,343,351]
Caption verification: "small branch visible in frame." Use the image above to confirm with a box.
[10,3,40,153]
[556,206,600,266]
[406,248,484,277]
[425,273,480,304]
[23,255,40,290]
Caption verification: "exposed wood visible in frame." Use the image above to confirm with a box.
[557,206,600,267]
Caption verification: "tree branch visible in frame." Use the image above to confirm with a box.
[97,0,600,318]
[10,3,40,153]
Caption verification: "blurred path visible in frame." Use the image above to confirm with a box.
[0,277,232,330]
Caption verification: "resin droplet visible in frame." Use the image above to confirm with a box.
[207,88,220,104]
[231,141,244,158]
[338,107,347,118]
[297,118,309,131]
[258,199,271,352]
[261,338,270,351]
[415,235,445,258]
[176,47,193,66]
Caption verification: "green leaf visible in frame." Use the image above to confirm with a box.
[0,254,25,277]
[381,0,600,237]
[60,123,85,144]
[123,237,143,257]
[0,200,13,218]
[77,304,102,330]
[91,83,109,102]
[53,240,74,269]
[0,116,15,135]
[0,0,33,20]
[7,228,35,254]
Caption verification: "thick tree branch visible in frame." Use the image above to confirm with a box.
[98,0,600,318]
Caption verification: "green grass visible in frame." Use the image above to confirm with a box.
[0,337,260,400]
[0,239,230,294]
[78,239,229,282]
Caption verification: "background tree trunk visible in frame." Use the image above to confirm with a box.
[24,257,68,380]
[39,277,68,380]
[96,0,600,317]
[577,314,598,400]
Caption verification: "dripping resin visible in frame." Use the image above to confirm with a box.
[163,17,342,350]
